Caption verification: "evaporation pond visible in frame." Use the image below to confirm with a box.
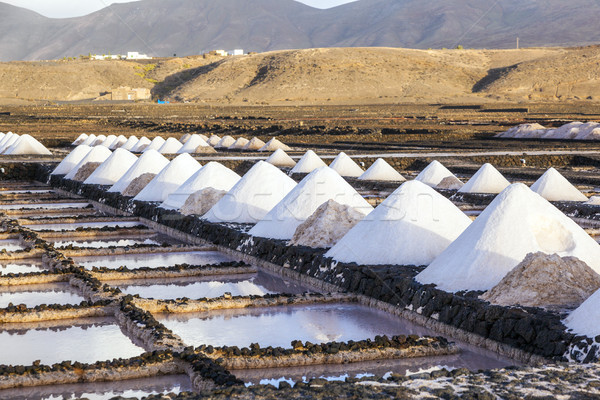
[0,259,45,275]
[74,251,233,270]
[0,374,192,400]
[51,235,177,249]
[0,189,54,195]
[0,283,85,308]
[114,271,309,299]
[24,220,144,231]
[0,202,90,210]
[0,239,27,252]
[0,317,144,366]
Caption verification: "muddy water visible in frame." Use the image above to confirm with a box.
[0,202,91,210]
[0,239,27,252]
[0,260,46,275]
[74,251,233,270]
[0,317,144,366]
[0,374,192,400]
[24,220,144,232]
[0,283,85,307]
[114,271,310,299]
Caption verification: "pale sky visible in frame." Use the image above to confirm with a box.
[1,0,356,18]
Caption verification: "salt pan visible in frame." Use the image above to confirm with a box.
[458,163,510,194]
[358,158,405,181]
[108,149,170,193]
[290,150,327,174]
[530,167,587,202]
[84,148,138,185]
[415,160,456,187]
[65,146,112,180]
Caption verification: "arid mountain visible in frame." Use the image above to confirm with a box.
[1,0,600,61]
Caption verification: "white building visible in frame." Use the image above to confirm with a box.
[127,52,152,60]
[229,49,244,56]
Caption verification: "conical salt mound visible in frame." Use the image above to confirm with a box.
[243,137,266,151]
[108,150,170,193]
[415,160,456,187]
[0,133,19,152]
[229,137,249,150]
[179,133,191,144]
[290,150,327,174]
[326,180,471,266]
[458,163,510,194]
[80,134,97,146]
[530,168,587,202]
[142,137,166,153]
[3,135,52,155]
[258,138,292,152]
[358,158,404,182]
[119,136,139,151]
[565,287,600,338]
[215,136,236,149]
[266,149,296,167]
[109,135,128,150]
[177,135,210,153]
[160,161,241,209]
[133,153,202,202]
[84,149,138,185]
[91,135,107,146]
[130,137,151,152]
[416,183,600,292]
[203,161,297,224]
[65,146,112,180]
[157,137,183,154]
[249,166,373,240]
[328,152,364,177]
[100,135,117,148]
[198,134,209,141]
[207,135,221,146]
[52,145,92,175]
[72,133,88,145]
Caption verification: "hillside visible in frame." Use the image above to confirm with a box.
[1,0,600,61]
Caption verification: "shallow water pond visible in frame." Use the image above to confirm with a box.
[24,220,144,232]
[0,189,54,195]
[0,283,85,308]
[74,251,233,270]
[51,236,168,249]
[0,259,46,275]
[0,202,91,210]
[0,239,27,252]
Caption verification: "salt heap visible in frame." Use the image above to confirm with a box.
[65,146,112,180]
[530,167,587,202]
[215,136,236,149]
[120,136,139,151]
[229,137,250,150]
[51,145,92,175]
[177,134,210,154]
[326,180,471,266]
[160,162,241,210]
[134,153,202,202]
[415,160,456,187]
[259,138,292,152]
[130,137,151,152]
[358,158,405,181]
[179,133,191,144]
[123,173,156,197]
[203,161,297,224]
[108,150,170,193]
[458,163,510,194]
[100,135,117,148]
[83,148,138,185]
[207,135,221,146]
[586,196,600,206]
[290,199,365,248]
[266,149,296,167]
[80,134,98,146]
[157,137,183,154]
[565,287,600,338]
[198,134,209,141]
[249,166,373,240]
[91,135,107,146]
[328,152,364,177]
[497,123,547,139]
[72,133,88,145]
[290,150,327,174]
[142,137,166,153]
[416,183,600,292]
[243,137,266,151]
[3,135,52,155]
[0,133,19,152]
[481,252,600,309]
[180,188,228,216]
[542,122,583,140]
[109,135,128,149]
[437,176,464,190]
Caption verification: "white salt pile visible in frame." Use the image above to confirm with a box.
[65,146,112,180]
[259,138,292,152]
[80,134,98,146]
[72,133,88,145]
[207,135,221,146]
[328,152,364,177]
[565,287,600,338]
[91,135,107,146]
[83,148,138,185]
[160,161,241,210]
[108,149,170,193]
[290,150,327,174]
[215,135,236,149]
[109,135,128,149]
[180,188,228,216]
[203,161,297,224]
[543,122,584,140]
[120,136,139,151]
[100,135,117,148]
[0,133,20,152]
[266,149,296,167]
[326,180,471,266]
[177,134,210,153]
[130,137,151,152]
[481,252,600,309]
[134,153,202,202]
[586,196,600,206]
[458,163,510,194]
[289,199,365,248]
[497,121,600,141]
[530,167,587,202]
[3,135,52,155]
[415,160,456,187]
[142,137,166,153]
[52,145,92,175]
[497,123,547,139]
[416,183,600,292]
[358,158,405,182]
[157,137,183,154]
[243,137,266,151]
[123,173,156,197]
[437,176,464,190]
[198,134,209,142]
[249,166,373,240]
[179,133,191,144]
[229,137,250,150]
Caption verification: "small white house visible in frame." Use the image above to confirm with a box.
[127,52,152,60]
[214,50,228,57]
[229,49,244,56]
[93,54,121,60]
